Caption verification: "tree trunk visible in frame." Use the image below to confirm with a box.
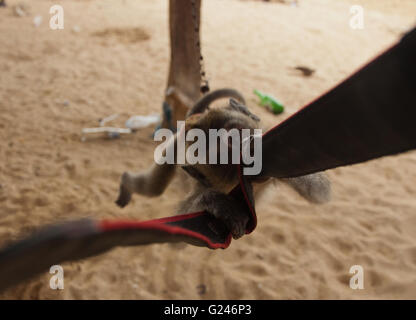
[162,0,202,129]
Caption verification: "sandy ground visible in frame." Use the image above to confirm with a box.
[0,0,415,299]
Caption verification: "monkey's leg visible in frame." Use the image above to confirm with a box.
[280,172,331,204]
[116,131,180,208]
[178,186,250,239]
[116,163,177,207]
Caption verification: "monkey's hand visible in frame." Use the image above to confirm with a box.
[191,190,250,239]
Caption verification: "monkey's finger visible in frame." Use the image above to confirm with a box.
[231,224,245,240]
[220,213,248,240]
[232,221,248,239]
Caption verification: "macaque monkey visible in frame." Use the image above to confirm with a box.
[116,89,331,239]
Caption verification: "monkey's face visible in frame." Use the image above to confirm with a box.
[182,101,261,193]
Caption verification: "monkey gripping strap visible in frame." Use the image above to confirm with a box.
[0,28,415,292]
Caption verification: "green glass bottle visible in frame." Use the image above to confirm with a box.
[254,89,284,114]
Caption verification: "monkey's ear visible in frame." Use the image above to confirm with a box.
[229,98,244,110]
[229,99,260,122]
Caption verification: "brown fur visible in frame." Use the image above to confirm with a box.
[116,89,331,239]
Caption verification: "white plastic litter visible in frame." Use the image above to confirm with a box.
[82,127,132,135]
[82,113,128,140]
[82,127,131,140]
[99,113,119,126]
[125,114,161,130]
[33,15,42,27]
[81,113,160,141]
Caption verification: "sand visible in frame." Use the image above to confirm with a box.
[0,0,415,299]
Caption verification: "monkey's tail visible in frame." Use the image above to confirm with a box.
[187,88,246,117]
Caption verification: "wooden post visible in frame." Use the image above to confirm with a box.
[162,0,202,129]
